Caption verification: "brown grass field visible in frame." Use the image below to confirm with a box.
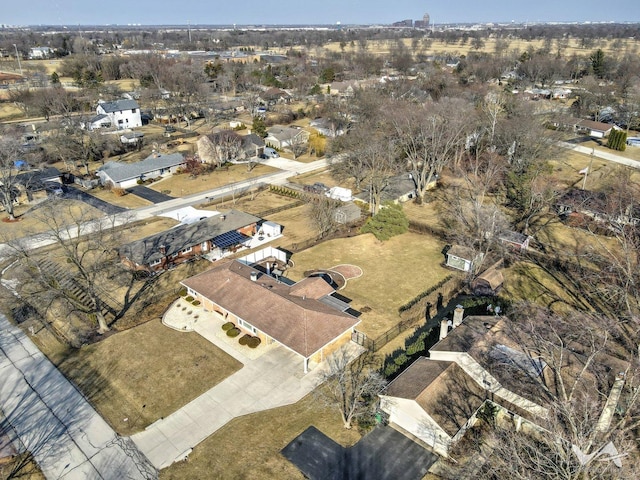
[160,386,361,480]
[53,318,241,436]
[286,232,449,338]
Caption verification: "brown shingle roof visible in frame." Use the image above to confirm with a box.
[289,276,336,299]
[385,358,486,437]
[181,261,360,357]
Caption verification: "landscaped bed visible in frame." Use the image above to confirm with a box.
[54,318,242,436]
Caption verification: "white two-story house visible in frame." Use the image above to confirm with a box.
[91,99,142,130]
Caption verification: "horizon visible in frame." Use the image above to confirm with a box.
[2,0,639,28]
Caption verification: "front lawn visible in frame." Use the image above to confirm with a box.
[160,387,361,480]
[286,232,450,338]
[56,318,242,436]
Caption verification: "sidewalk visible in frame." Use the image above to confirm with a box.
[0,314,156,480]
[132,301,364,469]
[558,141,640,169]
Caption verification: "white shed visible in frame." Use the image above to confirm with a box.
[260,221,281,237]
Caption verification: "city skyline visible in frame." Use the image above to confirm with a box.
[3,0,639,27]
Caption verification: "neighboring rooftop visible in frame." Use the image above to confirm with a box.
[119,209,259,265]
[98,99,140,112]
[385,358,486,437]
[98,152,184,184]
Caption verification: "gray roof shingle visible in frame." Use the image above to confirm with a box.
[119,209,260,265]
[98,99,140,112]
[98,153,185,184]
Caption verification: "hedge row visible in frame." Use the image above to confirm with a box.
[398,275,454,313]
[608,129,627,151]
[269,185,301,198]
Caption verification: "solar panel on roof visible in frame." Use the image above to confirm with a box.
[212,231,250,249]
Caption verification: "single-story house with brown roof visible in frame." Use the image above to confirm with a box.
[379,357,486,457]
[181,260,361,373]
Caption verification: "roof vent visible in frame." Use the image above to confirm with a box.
[250,271,258,282]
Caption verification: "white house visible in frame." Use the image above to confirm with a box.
[97,152,185,189]
[265,126,310,150]
[93,99,142,130]
[29,47,53,59]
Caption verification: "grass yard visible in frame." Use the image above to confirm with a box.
[264,204,318,249]
[501,261,593,314]
[160,386,361,480]
[0,198,104,242]
[148,163,280,197]
[286,232,449,338]
[55,318,242,436]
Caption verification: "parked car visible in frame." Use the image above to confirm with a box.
[264,147,279,158]
[44,182,64,196]
[304,182,329,194]
[164,125,176,133]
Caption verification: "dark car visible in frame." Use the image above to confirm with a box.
[164,125,176,133]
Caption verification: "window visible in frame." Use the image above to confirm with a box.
[238,319,257,334]
[181,246,193,254]
[132,108,137,113]
[150,258,162,266]
[118,119,123,125]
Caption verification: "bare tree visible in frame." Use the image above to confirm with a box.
[316,348,387,429]
[391,97,472,203]
[8,200,134,333]
[0,131,24,221]
[308,197,340,239]
[203,130,244,168]
[466,306,640,480]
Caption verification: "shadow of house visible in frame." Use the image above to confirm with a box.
[282,425,436,480]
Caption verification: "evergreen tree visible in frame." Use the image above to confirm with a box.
[361,202,409,241]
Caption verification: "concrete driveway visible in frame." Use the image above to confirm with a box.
[0,314,156,479]
[131,302,364,469]
[128,186,174,204]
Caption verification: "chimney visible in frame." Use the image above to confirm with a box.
[439,319,449,341]
[453,305,464,327]
[266,262,271,275]
[159,245,166,254]
[250,271,258,282]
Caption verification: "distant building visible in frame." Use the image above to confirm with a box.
[29,46,53,59]
[414,12,430,29]
[392,19,413,28]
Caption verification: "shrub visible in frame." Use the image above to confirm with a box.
[112,187,127,197]
[222,322,235,331]
[192,300,201,306]
[398,275,454,313]
[185,296,194,302]
[247,336,261,348]
[136,179,144,185]
[179,288,188,297]
[226,327,240,337]
[361,202,409,241]
[239,334,250,346]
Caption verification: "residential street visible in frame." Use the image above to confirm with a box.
[0,157,331,262]
[0,314,157,479]
[558,141,640,169]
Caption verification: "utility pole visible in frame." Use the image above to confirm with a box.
[582,148,595,190]
[13,44,22,76]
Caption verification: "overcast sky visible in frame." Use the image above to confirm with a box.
[3,0,639,26]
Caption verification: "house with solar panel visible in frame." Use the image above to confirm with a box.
[118,210,268,272]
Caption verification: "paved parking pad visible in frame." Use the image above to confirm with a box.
[282,425,437,480]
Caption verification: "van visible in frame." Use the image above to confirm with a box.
[264,147,279,158]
